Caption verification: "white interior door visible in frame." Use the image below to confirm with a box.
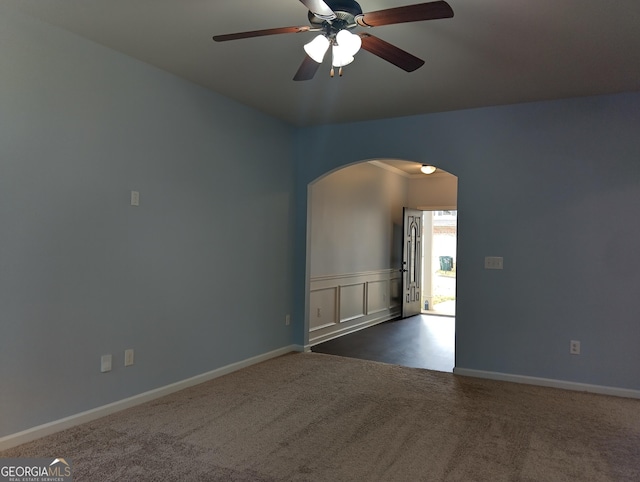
[402,207,422,318]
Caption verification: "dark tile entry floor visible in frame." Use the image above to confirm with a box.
[311,314,455,372]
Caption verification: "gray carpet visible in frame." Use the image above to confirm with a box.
[2,352,640,481]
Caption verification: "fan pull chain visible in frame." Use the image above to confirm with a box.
[330,66,335,77]
[339,66,343,77]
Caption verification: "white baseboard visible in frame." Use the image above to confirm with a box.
[453,367,640,400]
[0,345,298,452]
[308,314,398,346]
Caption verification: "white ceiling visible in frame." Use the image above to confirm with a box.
[7,0,640,127]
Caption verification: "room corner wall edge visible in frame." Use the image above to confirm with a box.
[454,367,640,400]
[0,345,301,452]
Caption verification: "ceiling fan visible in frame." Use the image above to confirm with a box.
[213,0,454,80]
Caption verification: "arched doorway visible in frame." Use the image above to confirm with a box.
[305,159,457,371]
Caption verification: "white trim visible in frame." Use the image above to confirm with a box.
[453,368,640,400]
[309,322,337,332]
[368,160,454,180]
[308,313,398,346]
[310,268,397,283]
[0,345,298,451]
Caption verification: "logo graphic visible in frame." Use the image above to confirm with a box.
[1,457,73,482]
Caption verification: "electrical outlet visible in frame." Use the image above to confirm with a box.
[101,354,112,373]
[285,314,290,326]
[570,340,581,355]
[124,349,134,367]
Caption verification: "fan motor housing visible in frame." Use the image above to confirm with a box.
[308,0,363,30]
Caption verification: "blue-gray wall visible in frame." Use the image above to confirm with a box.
[2,2,640,440]
[294,93,640,390]
[0,6,294,437]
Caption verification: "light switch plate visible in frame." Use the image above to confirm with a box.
[485,256,503,269]
[101,354,112,373]
[124,349,134,367]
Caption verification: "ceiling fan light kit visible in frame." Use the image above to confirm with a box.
[213,0,454,81]
[304,34,330,62]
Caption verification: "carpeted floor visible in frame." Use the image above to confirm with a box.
[2,352,639,481]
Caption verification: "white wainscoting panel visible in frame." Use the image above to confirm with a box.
[367,279,389,315]
[309,287,338,331]
[390,276,401,307]
[339,283,366,323]
[309,269,401,345]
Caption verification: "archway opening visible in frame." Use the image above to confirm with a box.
[305,158,458,372]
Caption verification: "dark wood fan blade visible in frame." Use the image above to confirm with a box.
[299,0,336,20]
[359,33,425,72]
[213,26,310,42]
[293,54,322,81]
[357,1,453,27]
